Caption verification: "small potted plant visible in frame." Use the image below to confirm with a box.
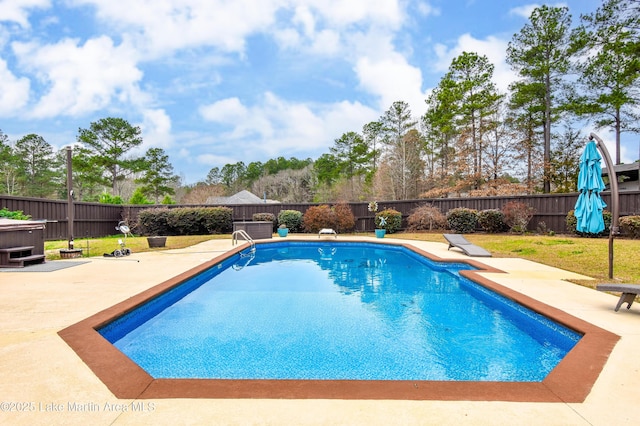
[277,224,289,237]
[375,216,387,238]
[369,201,387,238]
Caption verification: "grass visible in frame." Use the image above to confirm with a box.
[45,234,226,259]
[392,232,640,287]
[45,231,640,287]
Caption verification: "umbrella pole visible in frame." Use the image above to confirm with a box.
[66,147,75,250]
[589,133,620,279]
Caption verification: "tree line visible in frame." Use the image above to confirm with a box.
[1,1,638,204]
[199,2,639,203]
[0,118,179,204]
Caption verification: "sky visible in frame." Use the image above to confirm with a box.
[1,0,631,185]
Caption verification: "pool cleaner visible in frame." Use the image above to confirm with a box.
[104,221,132,257]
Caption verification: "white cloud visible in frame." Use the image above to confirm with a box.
[12,36,143,118]
[273,27,302,49]
[66,0,405,61]
[275,0,404,55]
[195,153,238,167]
[416,2,440,17]
[200,92,323,154]
[338,21,428,116]
[199,98,249,124]
[310,29,341,55]
[139,108,172,149]
[198,92,377,162]
[293,5,316,37]
[0,59,30,115]
[70,0,282,57]
[509,4,540,19]
[0,0,50,28]
[301,0,404,28]
[322,100,379,133]
[433,33,516,93]
[355,54,426,115]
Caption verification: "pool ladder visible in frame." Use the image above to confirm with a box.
[231,229,255,254]
[231,230,256,270]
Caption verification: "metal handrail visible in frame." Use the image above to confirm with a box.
[231,229,255,253]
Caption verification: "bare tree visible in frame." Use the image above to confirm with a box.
[380,101,419,200]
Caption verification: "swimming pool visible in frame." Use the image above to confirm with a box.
[59,238,619,401]
[98,241,579,382]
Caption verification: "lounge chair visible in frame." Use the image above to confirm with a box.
[597,284,640,312]
[443,234,491,257]
[318,228,337,238]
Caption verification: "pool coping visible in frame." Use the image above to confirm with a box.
[58,239,619,402]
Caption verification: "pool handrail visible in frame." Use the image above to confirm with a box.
[231,229,255,252]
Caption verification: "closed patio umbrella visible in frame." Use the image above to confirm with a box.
[574,141,607,234]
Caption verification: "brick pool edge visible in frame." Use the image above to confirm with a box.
[58,240,619,402]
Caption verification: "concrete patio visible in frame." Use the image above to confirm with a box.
[0,236,638,425]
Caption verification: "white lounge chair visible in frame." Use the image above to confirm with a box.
[443,234,491,257]
[318,228,337,238]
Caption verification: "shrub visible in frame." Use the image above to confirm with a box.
[253,212,276,231]
[167,207,208,235]
[536,221,555,236]
[333,202,355,233]
[161,195,175,204]
[0,207,31,220]
[253,212,275,222]
[201,207,233,234]
[565,210,577,234]
[620,215,640,239]
[136,206,233,236]
[128,187,152,205]
[407,205,446,231]
[302,203,356,233]
[376,208,402,233]
[477,209,508,233]
[566,209,611,237]
[502,201,535,234]
[446,207,478,233]
[303,205,334,233]
[137,208,171,236]
[278,209,303,231]
[99,193,124,204]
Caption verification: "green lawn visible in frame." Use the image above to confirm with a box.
[392,232,640,286]
[45,234,226,259]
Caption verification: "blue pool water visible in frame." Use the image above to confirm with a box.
[99,241,581,382]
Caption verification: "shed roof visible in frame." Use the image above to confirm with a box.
[206,190,279,204]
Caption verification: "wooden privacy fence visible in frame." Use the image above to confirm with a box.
[0,195,123,240]
[2,192,639,240]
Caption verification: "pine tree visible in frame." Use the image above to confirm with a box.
[507,5,574,193]
[77,117,143,196]
[136,148,178,204]
[573,0,640,164]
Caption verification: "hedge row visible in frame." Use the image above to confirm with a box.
[408,202,535,234]
[136,207,233,236]
[136,205,640,239]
